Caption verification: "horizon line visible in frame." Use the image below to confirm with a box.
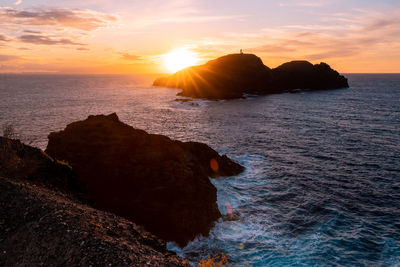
[1,72,400,75]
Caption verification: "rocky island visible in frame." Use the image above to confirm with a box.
[1,113,243,265]
[153,53,349,99]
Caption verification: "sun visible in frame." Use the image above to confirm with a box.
[163,48,199,73]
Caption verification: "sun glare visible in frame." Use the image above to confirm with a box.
[163,48,198,73]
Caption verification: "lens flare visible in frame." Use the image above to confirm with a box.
[210,158,219,173]
[225,202,233,218]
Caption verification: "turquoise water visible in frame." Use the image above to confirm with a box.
[1,74,399,266]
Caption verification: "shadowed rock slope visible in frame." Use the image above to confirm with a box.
[0,137,189,266]
[45,113,244,246]
[0,136,85,196]
[153,53,349,99]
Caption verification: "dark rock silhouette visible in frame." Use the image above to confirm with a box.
[153,53,349,99]
[45,113,244,246]
[0,136,85,197]
[0,136,189,266]
[271,60,349,91]
[154,53,273,99]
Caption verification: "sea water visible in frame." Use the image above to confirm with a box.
[1,73,399,266]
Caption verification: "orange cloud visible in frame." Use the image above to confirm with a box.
[18,34,85,46]
[1,2,399,74]
[0,54,19,61]
[0,7,117,31]
[0,34,9,41]
[121,53,143,61]
[187,8,400,72]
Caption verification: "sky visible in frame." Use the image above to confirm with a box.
[0,0,399,74]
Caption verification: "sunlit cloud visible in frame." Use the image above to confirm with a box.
[136,15,246,28]
[23,30,42,34]
[76,47,89,51]
[199,7,400,70]
[0,34,10,42]
[251,44,296,53]
[19,34,85,46]
[304,48,357,61]
[278,0,332,7]
[125,0,246,28]
[0,54,20,61]
[14,0,22,5]
[0,7,117,31]
[121,53,142,61]
[0,6,118,51]
[361,10,400,33]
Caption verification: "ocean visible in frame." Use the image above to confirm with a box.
[1,73,399,266]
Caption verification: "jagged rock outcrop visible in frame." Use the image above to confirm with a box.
[45,113,244,246]
[0,136,189,266]
[153,53,349,99]
[0,136,85,197]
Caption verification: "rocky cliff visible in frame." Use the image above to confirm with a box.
[0,136,189,266]
[45,113,244,246]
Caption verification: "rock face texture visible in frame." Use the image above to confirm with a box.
[153,53,349,99]
[0,137,189,266]
[0,136,85,196]
[45,113,244,246]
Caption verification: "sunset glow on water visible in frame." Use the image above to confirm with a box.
[1,74,399,265]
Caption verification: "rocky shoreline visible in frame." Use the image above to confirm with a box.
[0,176,189,266]
[0,114,244,265]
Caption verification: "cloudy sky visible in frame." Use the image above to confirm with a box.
[0,0,399,73]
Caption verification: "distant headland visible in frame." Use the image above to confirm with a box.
[153,53,349,99]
